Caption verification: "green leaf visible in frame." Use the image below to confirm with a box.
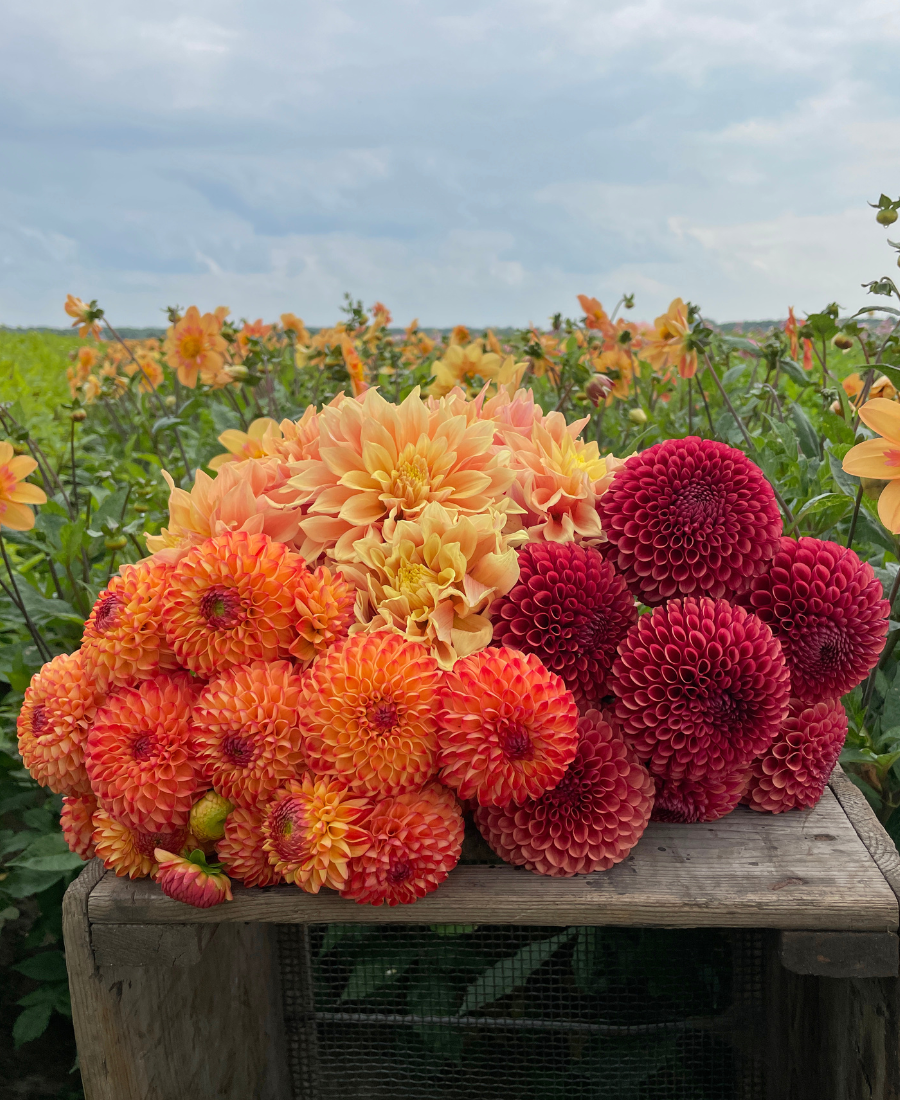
[430,925,477,937]
[12,950,68,981]
[13,1002,53,1047]
[572,928,609,995]
[11,852,83,872]
[826,445,860,499]
[791,403,821,459]
[318,923,373,956]
[883,668,900,731]
[763,413,797,456]
[0,904,19,931]
[457,930,576,1016]
[779,358,813,387]
[796,492,851,523]
[151,416,184,434]
[720,336,761,357]
[0,867,65,898]
[339,949,417,1002]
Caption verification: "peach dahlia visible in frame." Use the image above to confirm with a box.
[61,794,98,860]
[91,808,156,879]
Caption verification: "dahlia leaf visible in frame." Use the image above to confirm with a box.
[0,868,66,898]
[791,403,821,460]
[10,853,83,872]
[12,1002,52,1047]
[457,929,576,1016]
[339,948,417,1002]
[827,446,860,499]
[318,923,374,957]
[12,950,67,982]
[778,357,813,387]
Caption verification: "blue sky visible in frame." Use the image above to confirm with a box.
[1,0,899,327]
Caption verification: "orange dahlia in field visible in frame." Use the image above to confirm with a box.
[17,651,100,795]
[0,440,47,531]
[299,633,441,797]
[192,661,306,810]
[474,711,653,876]
[437,647,579,807]
[85,673,200,834]
[218,806,283,887]
[163,305,228,388]
[61,794,97,860]
[161,531,307,676]
[262,775,372,893]
[651,770,749,823]
[744,697,848,814]
[342,784,464,906]
[289,565,356,664]
[154,849,233,908]
[91,808,155,879]
[80,557,178,691]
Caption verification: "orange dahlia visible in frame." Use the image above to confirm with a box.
[163,305,227,389]
[262,774,372,893]
[218,805,283,887]
[17,651,100,795]
[91,808,155,879]
[289,565,356,664]
[341,784,464,906]
[85,673,201,834]
[154,849,233,908]
[80,557,178,691]
[437,647,580,807]
[192,660,306,810]
[299,633,441,797]
[161,531,307,676]
[61,794,97,860]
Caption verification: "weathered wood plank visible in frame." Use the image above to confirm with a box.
[87,791,899,930]
[91,923,217,967]
[829,764,900,903]
[779,930,899,978]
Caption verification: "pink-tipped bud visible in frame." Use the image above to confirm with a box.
[154,849,233,909]
[585,374,613,407]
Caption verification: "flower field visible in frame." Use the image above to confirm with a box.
[4,197,900,1091]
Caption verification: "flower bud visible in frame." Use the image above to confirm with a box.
[164,395,177,409]
[628,407,648,425]
[585,374,613,407]
[861,477,889,500]
[832,333,854,351]
[227,364,249,382]
[189,790,234,842]
[104,535,127,551]
[69,409,87,422]
[877,208,898,226]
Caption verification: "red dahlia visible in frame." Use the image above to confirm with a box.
[738,537,889,704]
[612,597,790,780]
[597,436,782,605]
[743,697,847,814]
[474,710,654,876]
[651,770,748,823]
[491,542,637,707]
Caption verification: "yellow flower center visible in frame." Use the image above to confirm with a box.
[396,561,434,593]
[388,455,433,511]
[179,334,204,360]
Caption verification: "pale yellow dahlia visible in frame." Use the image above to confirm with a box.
[429,340,515,398]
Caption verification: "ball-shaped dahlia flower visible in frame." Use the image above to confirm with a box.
[341,784,464,906]
[132,826,189,858]
[738,537,889,704]
[61,793,98,860]
[744,697,848,814]
[651,770,749,823]
[154,849,233,909]
[289,565,356,664]
[262,774,373,893]
[612,597,790,780]
[17,651,100,795]
[474,710,654,876]
[80,557,178,691]
[299,633,441,797]
[85,673,201,834]
[491,542,636,707]
[437,647,579,807]
[218,806,283,888]
[91,808,155,879]
[598,436,782,605]
[192,660,306,810]
[161,530,307,677]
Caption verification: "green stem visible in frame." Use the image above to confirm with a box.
[846,484,864,550]
[0,531,52,661]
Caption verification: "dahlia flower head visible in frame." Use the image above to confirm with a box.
[491,541,637,708]
[218,805,283,888]
[154,849,233,908]
[598,436,782,605]
[651,770,749,824]
[475,710,654,876]
[612,597,791,780]
[737,537,889,704]
[91,808,157,880]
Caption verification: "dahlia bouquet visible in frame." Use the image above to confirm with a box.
[16,385,890,909]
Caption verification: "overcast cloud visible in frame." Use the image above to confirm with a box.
[1,0,899,327]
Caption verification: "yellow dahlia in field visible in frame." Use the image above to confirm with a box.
[91,808,155,879]
[290,386,516,562]
[352,501,520,668]
[218,805,283,887]
[64,295,102,340]
[299,632,441,796]
[163,306,228,388]
[192,661,307,810]
[289,565,356,664]
[123,354,164,393]
[429,341,504,398]
[161,531,306,675]
[85,673,201,833]
[0,441,47,531]
[843,399,900,531]
[641,298,697,380]
[262,775,373,893]
[281,313,310,341]
[17,651,100,795]
[61,794,98,860]
[208,417,280,470]
[80,558,178,691]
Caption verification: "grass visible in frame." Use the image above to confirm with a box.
[0,332,81,442]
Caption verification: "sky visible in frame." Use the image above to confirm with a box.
[1,0,899,328]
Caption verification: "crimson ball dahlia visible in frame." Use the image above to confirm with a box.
[744,697,848,814]
[612,597,790,780]
[474,710,654,876]
[491,542,637,707]
[597,436,782,605]
[738,537,889,704]
[651,769,748,823]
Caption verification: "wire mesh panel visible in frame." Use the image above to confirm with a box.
[278,923,766,1100]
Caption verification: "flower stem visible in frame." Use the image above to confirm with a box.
[846,484,864,550]
[0,531,52,662]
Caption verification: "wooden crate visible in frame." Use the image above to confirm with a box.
[63,767,900,1100]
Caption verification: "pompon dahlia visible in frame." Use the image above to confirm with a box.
[154,849,233,909]
[612,598,790,780]
[85,673,201,834]
[218,806,283,888]
[289,565,356,665]
[491,542,637,707]
[474,710,653,876]
[161,531,307,676]
[737,537,889,704]
[192,660,306,810]
[262,775,372,893]
[341,784,464,906]
[437,647,579,807]
[598,436,782,605]
[80,557,178,690]
[17,651,100,795]
[91,808,155,879]
[744,697,848,814]
[651,770,748,823]
[299,633,441,797]
[61,794,98,860]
